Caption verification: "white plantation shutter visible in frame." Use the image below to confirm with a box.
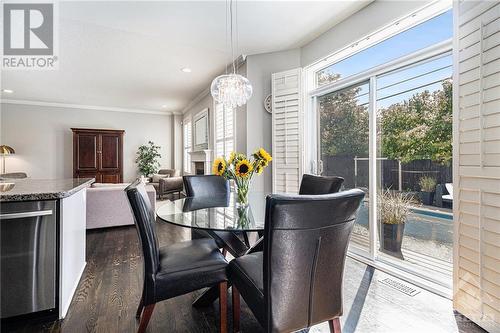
[215,103,234,158]
[272,68,303,193]
[183,118,192,173]
[454,2,500,332]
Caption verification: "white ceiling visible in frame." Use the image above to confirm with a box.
[1,1,370,114]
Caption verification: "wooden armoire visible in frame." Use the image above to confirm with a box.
[72,128,124,183]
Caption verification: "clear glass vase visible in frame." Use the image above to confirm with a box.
[236,180,250,208]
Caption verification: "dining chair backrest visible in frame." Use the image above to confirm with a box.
[125,180,160,281]
[263,189,365,332]
[183,175,230,198]
[299,174,344,195]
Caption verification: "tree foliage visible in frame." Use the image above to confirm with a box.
[379,80,452,164]
[319,73,369,157]
[319,70,452,164]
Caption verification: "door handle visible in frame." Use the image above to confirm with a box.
[0,210,53,220]
[319,160,324,175]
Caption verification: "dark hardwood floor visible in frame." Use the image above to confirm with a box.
[4,221,486,333]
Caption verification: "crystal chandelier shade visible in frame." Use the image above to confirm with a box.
[211,73,253,109]
[211,0,252,108]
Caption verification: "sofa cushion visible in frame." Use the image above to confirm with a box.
[152,173,170,183]
[92,183,129,188]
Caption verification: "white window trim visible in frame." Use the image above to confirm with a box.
[183,117,192,174]
[213,102,235,158]
[304,0,452,88]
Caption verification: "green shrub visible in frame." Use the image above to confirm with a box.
[135,141,161,177]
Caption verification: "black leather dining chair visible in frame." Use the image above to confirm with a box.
[183,175,250,258]
[228,189,365,333]
[299,174,344,195]
[183,175,231,197]
[252,173,345,246]
[125,180,229,333]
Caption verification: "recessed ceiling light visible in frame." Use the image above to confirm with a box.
[2,89,13,94]
[181,67,192,73]
[161,105,167,108]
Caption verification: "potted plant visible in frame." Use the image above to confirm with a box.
[212,148,272,207]
[379,190,412,259]
[135,141,161,181]
[418,176,437,205]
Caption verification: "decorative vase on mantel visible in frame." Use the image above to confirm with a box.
[212,148,273,208]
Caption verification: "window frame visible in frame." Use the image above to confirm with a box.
[183,117,192,174]
[303,4,453,297]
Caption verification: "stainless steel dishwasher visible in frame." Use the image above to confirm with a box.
[0,200,57,319]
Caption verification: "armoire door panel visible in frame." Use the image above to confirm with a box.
[100,135,120,170]
[76,134,98,170]
[101,174,120,184]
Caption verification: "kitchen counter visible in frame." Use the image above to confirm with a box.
[0,178,94,202]
[1,178,93,320]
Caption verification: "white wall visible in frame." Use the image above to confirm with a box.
[300,0,432,67]
[0,103,172,182]
[246,49,301,194]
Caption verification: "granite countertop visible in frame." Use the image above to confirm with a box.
[0,178,95,202]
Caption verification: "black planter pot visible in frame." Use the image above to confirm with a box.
[379,223,405,259]
[420,191,435,206]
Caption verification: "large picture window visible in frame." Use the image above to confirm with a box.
[308,8,453,293]
[316,10,452,87]
[183,118,192,173]
[214,103,234,158]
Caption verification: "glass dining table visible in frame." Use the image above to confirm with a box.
[156,191,267,232]
[156,191,267,307]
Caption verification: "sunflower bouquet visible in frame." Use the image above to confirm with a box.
[212,148,272,207]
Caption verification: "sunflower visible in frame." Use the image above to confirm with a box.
[256,148,272,164]
[235,159,253,178]
[255,163,264,174]
[212,157,226,176]
[228,152,236,165]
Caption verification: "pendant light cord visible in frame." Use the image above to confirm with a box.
[230,0,236,74]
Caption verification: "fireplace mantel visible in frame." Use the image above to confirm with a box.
[188,149,212,175]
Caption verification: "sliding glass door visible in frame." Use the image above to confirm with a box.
[376,53,453,285]
[314,51,453,288]
[318,81,370,255]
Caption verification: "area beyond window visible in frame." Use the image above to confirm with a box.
[316,10,452,87]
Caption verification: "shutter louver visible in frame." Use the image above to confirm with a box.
[272,68,303,193]
[215,103,234,158]
[454,2,500,332]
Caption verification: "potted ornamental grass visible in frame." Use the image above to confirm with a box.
[418,176,437,206]
[212,148,272,207]
[135,141,161,182]
[379,189,413,259]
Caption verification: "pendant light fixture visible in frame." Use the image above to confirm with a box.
[211,0,252,109]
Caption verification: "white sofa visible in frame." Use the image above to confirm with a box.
[86,183,156,229]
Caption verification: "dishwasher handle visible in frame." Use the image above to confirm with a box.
[0,210,53,220]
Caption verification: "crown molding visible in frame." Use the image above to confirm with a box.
[180,87,210,114]
[0,99,173,116]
